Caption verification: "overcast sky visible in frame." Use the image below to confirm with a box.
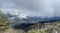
[0,0,60,18]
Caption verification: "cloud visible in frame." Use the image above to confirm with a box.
[0,0,60,18]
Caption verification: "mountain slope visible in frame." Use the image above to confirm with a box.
[5,12,60,24]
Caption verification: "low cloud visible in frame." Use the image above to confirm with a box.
[0,0,60,18]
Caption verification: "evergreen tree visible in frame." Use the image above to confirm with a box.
[0,10,9,31]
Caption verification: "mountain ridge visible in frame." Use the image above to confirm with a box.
[5,13,60,23]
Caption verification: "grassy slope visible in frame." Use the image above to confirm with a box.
[0,21,60,33]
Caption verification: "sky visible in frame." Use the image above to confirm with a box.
[0,0,60,18]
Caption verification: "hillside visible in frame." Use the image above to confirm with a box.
[2,21,60,33]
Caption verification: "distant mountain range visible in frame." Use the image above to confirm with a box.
[5,12,60,30]
[5,12,60,24]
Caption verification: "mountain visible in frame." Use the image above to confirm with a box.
[5,12,60,30]
[5,12,60,24]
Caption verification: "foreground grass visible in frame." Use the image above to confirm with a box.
[28,28,56,33]
[0,22,60,33]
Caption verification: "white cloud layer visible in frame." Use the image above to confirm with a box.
[0,0,60,18]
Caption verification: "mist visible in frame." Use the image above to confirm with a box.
[0,0,60,18]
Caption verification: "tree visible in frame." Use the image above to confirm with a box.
[0,10,9,31]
